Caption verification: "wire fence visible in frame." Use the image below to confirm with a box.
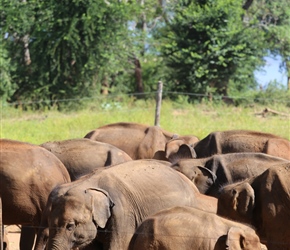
[2,90,290,107]
[1,89,290,248]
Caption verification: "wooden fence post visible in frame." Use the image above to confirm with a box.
[154,81,163,126]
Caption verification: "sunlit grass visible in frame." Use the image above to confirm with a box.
[1,99,289,144]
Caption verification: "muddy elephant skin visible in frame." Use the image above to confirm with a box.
[218,162,290,250]
[84,122,199,161]
[34,159,217,250]
[0,139,70,250]
[171,152,289,196]
[194,130,290,160]
[40,138,132,180]
[129,206,263,250]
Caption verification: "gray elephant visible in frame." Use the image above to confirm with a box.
[34,159,217,250]
[194,129,290,160]
[84,122,199,161]
[0,139,70,250]
[171,152,289,196]
[129,206,264,250]
[217,162,290,250]
[40,138,132,180]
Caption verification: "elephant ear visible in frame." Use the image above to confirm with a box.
[226,227,259,250]
[168,144,197,163]
[85,188,115,228]
[197,166,217,185]
[193,166,217,194]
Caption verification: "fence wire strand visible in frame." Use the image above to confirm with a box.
[2,91,290,107]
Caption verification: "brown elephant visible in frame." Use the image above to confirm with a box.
[0,139,71,250]
[194,130,290,160]
[84,122,198,161]
[129,206,264,250]
[217,162,290,250]
[40,138,132,180]
[34,159,217,250]
[164,136,198,163]
[171,152,289,196]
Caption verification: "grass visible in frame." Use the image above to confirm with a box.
[1,98,289,145]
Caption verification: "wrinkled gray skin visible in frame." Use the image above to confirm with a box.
[0,139,70,250]
[217,163,290,250]
[40,138,132,180]
[34,159,217,250]
[171,152,289,196]
[194,130,290,160]
[129,206,263,250]
[84,122,198,161]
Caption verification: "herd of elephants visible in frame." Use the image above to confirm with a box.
[1,122,290,250]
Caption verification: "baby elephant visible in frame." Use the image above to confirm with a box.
[129,206,264,250]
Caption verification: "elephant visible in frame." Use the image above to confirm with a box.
[34,159,217,250]
[84,122,199,161]
[171,152,289,196]
[0,139,71,250]
[40,138,132,180]
[129,206,264,250]
[217,162,290,250]
[193,129,290,160]
[163,135,198,163]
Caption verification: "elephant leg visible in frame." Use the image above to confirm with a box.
[20,226,35,250]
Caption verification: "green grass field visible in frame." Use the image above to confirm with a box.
[1,99,289,144]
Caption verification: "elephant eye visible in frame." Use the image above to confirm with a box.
[66,222,75,231]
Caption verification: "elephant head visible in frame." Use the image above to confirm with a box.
[165,141,197,163]
[217,181,255,224]
[224,226,261,250]
[47,187,114,250]
[171,161,217,194]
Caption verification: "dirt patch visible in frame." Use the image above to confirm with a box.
[5,225,21,250]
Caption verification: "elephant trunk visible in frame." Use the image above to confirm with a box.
[47,242,69,250]
[34,227,49,250]
[47,236,72,250]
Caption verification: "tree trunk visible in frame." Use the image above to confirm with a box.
[101,75,109,95]
[22,0,31,65]
[22,34,31,65]
[286,60,290,91]
[134,57,144,94]
[242,0,254,10]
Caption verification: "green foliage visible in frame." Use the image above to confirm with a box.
[246,0,290,85]
[0,38,16,99]
[1,0,289,110]
[1,0,135,107]
[157,0,266,99]
[229,80,290,107]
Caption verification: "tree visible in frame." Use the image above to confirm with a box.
[156,0,266,99]
[1,0,134,107]
[0,0,38,103]
[0,37,16,100]
[245,0,290,90]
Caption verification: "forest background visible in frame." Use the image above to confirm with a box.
[1,0,290,110]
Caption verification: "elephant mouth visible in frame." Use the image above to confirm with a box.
[72,237,96,250]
